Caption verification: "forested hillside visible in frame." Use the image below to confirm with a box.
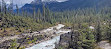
[22,0,111,12]
[0,0,111,49]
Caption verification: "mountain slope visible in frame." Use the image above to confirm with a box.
[21,0,111,12]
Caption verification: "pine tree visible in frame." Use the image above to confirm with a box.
[33,5,36,19]
[70,30,83,49]
[4,3,7,14]
[45,6,51,23]
[42,4,46,22]
[16,4,19,15]
[96,20,102,42]
[0,3,1,13]
[8,0,13,14]
[106,20,111,41]
[2,0,6,13]
[37,8,42,22]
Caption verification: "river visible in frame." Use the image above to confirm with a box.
[26,24,71,49]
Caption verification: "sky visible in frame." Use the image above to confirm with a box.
[0,0,68,8]
[0,0,34,8]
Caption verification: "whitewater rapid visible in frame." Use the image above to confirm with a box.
[26,24,71,49]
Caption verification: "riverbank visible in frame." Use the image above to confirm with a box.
[95,40,111,49]
[0,24,71,49]
[26,24,71,49]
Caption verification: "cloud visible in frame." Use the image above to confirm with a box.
[0,0,68,8]
[56,0,68,2]
[42,0,68,2]
[0,0,34,7]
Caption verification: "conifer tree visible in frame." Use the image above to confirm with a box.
[37,8,42,22]
[2,0,6,13]
[8,0,13,14]
[16,4,19,15]
[33,5,36,19]
[96,20,102,42]
[0,3,1,13]
[42,4,46,22]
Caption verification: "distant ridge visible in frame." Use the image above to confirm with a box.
[21,0,111,12]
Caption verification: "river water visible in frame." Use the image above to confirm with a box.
[26,36,60,49]
[26,24,71,49]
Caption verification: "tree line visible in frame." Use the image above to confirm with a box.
[0,0,111,49]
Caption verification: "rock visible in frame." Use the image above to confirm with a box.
[89,26,95,29]
[98,41,111,49]
[45,45,53,47]
[0,40,11,49]
[55,32,71,49]
[53,32,56,34]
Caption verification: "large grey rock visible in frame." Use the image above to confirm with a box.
[55,32,72,49]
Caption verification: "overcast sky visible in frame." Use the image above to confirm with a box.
[0,0,34,8]
[0,0,67,8]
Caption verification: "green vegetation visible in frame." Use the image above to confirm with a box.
[1,0,111,49]
[9,40,18,49]
[9,39,26,49]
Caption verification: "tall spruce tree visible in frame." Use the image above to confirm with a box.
[16,4,19,15]
[42,4,46,22]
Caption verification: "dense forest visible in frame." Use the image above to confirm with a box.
[0,0,111,49]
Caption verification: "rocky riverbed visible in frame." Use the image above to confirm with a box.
[97,41,111,49]
[0,24,71,49]
[26,24,71,49]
